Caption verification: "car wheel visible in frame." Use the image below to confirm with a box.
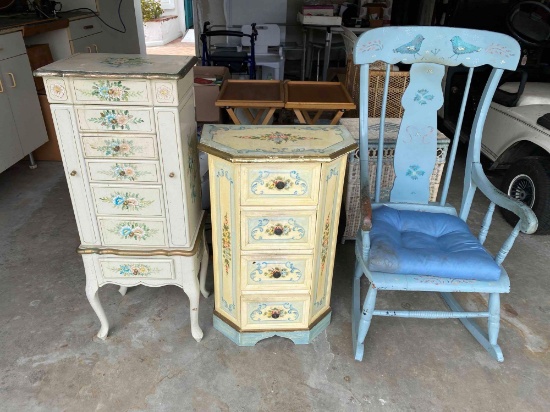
[500,157,550,235]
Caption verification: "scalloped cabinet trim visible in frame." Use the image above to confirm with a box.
[38,54,206,342]
[201,125,355,346]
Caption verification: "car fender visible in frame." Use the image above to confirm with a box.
[482,103,550,167]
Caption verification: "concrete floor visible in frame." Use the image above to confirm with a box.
[1,156,549,411]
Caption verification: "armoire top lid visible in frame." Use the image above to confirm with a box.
[198,124,357,163]
[34,53,198,80]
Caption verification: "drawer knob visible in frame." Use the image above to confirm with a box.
[272,270,282,279]
[70,170,77,176]
[270,310,280,319]
[275,181,286,190]
[169,172,175,178]
[273,227,283,236]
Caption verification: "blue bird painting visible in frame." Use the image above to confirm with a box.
[450,36,481,58]
[393,34,425,57]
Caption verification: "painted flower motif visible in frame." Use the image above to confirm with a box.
[266,267,288,279]
[101,57,152,67]
[89,109,144,130]
[101,192,154,211]
[485,43,514,58]
[112,195,125,206]
[358,40,383,52]
[250,303,299,321]
[320,214,331,274]
[406,164,426,180]
[99,163,151,181]
[222,214,231,276]
[266,223,290,236]
[238,131,319,145]
[92,138,139,157]
[116,264,155,277]
[49,83,67,99]
[414,89,434,105]
[156,85,173,101]
[111,222,157,240]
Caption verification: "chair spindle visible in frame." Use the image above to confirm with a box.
[479,202,496,245]
[495,222,521,265]
[374,65,392,203]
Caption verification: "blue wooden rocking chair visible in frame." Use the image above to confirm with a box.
[352,27,538,362]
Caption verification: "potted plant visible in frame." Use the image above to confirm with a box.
[142,0,182,47]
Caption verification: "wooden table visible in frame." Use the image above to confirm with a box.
[285,81,356,125]
[215,80,285,125]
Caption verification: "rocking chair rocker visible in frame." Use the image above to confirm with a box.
[351,27,538,362]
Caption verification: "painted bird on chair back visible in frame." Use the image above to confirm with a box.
[393,34,425,57]
[450,36,481,58]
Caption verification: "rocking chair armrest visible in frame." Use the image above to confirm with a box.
[472,163,538,234]
[361,190,373,232]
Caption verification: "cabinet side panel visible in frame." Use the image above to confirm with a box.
[310,157,348,322]
[155,107,188,247]
[51,105,100,245]
[210,157,240,325]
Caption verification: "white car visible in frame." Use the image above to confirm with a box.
[481,82,550,234]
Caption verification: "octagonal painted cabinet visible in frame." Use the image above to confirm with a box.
[199,124,356,345]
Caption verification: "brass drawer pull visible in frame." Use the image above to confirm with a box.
[86,46,92,53]
[70,170,77,176]
[7,73,15,87]
[92,44,99,53]
[169,172,175,178]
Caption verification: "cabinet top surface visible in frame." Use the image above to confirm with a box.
[198,125,357,163]
[34,53,198,80]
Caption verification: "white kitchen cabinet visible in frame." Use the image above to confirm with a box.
[35,53,209,342]
[0,31,47,173]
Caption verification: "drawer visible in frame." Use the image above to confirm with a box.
[0,31,26,61]
[87,161,161,184]
[91,185,165,217]
[241,295,309,331]
[98,257,176,281]
[72,78,151,105]
[241,254,312,291]
[241,209,316,251]
[98,218,168,247]
[69,18,102,39]
[241,164,321,206]
[82,135,158,159]
[76,106,155,133]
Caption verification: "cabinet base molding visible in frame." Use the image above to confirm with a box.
[213,309,331,346]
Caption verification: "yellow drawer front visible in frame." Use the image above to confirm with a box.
[91,185,165,217]
[241,164,320,206]
[241,295,309,331]
[72,78,151,105]
[76,106,155,133]
[241,254,312,291]
[98,218,168,247]
[98,258,175,281]
[81,135,158,159]
[87,161,161,184]
[241,210,316,251]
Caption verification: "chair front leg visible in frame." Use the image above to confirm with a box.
[488,293,500,346]
[355,281,377,361]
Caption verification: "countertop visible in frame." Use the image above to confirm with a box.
[0,11,95,35]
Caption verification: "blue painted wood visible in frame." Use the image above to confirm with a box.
[352,26,534,363]
[374,66,391,203]
[213,312,331,346]
[354,27,521,70]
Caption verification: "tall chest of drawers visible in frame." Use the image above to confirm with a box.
[199,125,356,345]
[35,54,208,342]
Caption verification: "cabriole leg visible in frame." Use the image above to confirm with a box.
[85,276,109,340]
[183,275,203,342]
[199,237,210,298]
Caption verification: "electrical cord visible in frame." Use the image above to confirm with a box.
[60,0,127,34]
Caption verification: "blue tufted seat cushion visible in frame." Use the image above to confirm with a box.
[368,206,502,281]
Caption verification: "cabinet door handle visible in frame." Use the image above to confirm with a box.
[86,46,92,53]
[70,170,77,176]
[7,73,15,88]
[92,44,99,53]
[83,25,94,29]
[0,79,3,93]
[169,172,175,178]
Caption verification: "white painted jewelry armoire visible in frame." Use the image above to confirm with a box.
[35,54,209,342]
[198,125,356,345]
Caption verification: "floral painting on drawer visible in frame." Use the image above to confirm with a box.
[78,80,143,102]
[110,221,158,240]
[89,109,144,130]
[100,192,154,212]
[113,263,158,277]
[92,138,141,157]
